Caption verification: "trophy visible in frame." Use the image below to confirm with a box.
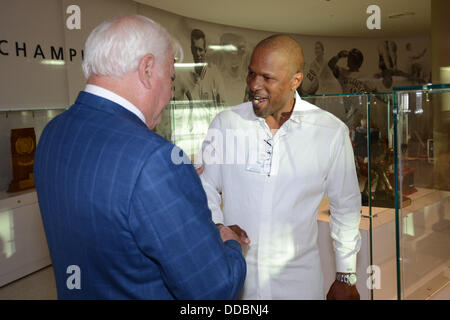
[7,128,36,192]
[353,119,397,208]
[354,119,413,208]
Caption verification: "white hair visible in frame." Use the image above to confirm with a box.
[82,15,183,79]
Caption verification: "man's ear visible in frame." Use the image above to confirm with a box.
[138,54,155,89]
[291,72,303,91]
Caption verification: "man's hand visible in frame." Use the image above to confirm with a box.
[217,224,250,255]
[196,165,205,175]
[326,280,360,300]
[228,225,251,245]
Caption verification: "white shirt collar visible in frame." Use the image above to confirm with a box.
[290,91,303,123]
[84,84,146,124]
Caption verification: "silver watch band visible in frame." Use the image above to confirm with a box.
[336,273,357,285]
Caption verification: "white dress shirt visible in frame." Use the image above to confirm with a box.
[84,84,146,124]
[199,91,361,300]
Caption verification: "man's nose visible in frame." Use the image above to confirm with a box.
[248,75,263,92]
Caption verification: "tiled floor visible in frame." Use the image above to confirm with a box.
[0,265,448,300]
[0,266,57,300]
[428,283,450,300]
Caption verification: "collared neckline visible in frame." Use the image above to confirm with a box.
[289,91,303,124]
[249,91,304,124]
[84,84,146,124]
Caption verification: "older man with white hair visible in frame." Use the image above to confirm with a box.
[34,15,247,300]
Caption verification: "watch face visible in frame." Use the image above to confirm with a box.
[348,274,357,286]
[336,274,357,286]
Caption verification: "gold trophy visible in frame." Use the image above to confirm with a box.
[8,128,36,192]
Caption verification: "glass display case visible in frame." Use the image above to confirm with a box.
[393,84,450,300]
[160,85,449,300]
[303,92,400,300]
[305,85,450,300]
[155,100,228,165]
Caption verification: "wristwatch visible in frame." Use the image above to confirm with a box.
[336,273,357,286]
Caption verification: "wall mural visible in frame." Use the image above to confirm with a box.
[0,0,431,168]
[150,10,431,163]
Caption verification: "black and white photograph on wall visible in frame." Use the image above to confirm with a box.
[169,28,227,162]
[375,40,410,90]
[299,41,334,96]
[215,32,251,106]
[405,42,429,84]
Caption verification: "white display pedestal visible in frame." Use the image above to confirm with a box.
[0,189,51,287]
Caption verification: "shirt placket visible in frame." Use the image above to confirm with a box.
[256,121,290,299]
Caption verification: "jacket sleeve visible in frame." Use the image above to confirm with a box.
[128,143,246,299]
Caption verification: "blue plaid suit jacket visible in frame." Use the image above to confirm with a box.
[34,91,246,299]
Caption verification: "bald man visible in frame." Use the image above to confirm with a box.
[198,34,362,300]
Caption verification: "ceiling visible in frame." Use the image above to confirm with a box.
[134,0,431,37]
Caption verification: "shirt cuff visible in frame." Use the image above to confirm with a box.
[211,208,224,225]
[336,253,357,273]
